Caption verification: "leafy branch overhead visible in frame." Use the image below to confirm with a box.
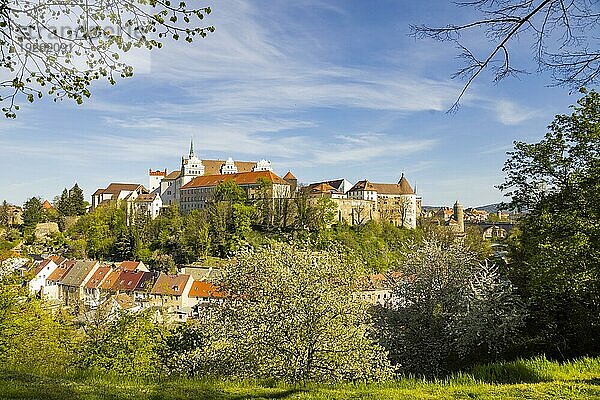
[411,0,600,111]
[0,0,214,117]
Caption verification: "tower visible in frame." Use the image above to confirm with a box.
[454,200,464,233]
[181,139,204,185]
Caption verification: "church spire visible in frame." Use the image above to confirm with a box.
[189,138,195,158]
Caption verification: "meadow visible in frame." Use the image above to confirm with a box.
[1,356,599,400]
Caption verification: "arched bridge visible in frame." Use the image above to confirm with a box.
[470,222,515,239]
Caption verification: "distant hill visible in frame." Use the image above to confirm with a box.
[423,203,509,213]
[474,203,504,213]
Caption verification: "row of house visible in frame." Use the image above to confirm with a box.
[26,257,223,321]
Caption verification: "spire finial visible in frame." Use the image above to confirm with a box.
[189,138,194,158]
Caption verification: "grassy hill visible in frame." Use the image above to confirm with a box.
[1,356,599,400]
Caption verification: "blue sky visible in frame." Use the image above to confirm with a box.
[0,0,583,207]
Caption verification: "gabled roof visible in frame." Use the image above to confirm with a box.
[119,261,144,271]
[188,281,224,298]
[150,273,192,296]
[112,271,146,292]
[60,260,99,287]
[164,171,181,180]
[304,182,341,195]
[181,170,289,189]
[202,159,256,175]
[85,266,111,289]
[33,258,56,276]
[100,269,122,290]
[94,183,145,196]
[47,259,76,282]
[41,200,54,210]
[283,171,297,180]
[349,176,415,195]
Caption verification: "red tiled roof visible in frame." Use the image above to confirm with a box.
[85,266,111,289]
[150,273,191,296]
[181,170,289,189]
[119,261,142,271]
[100,269,122,290]
[112,271,146,292]
[188,281,224,298]
[47,259,76,282]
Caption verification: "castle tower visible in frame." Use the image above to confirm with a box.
[454,200,464,233]
[181,139,204,185]
[283,170,298,193]
[148,169,167,192]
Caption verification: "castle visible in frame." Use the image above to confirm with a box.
[148,140,275,207]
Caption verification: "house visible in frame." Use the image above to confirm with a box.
[83,265,112,308]
[132,193,163,220]
[91,183,148,210]
[132,271,156,304]
[353,273,400,307]
[59,260,101,307]
[45,259,76,301]
[179,170,291,212]
[189,280,224,305]
[111,293,142,313]
[28,258,59,297]
[308,179,353,195]
[149,273,194,321]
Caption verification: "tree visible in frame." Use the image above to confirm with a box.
[56,188,70,216]
[0,0,214,118]
[0,200,9,229]
[183,244,392,382]
[22,197,43,231]
[499,89,600,358]
[375,236,525,376]
[412,1,600,110]
[69,183,86,215]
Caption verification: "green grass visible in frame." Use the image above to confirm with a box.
[1,356,599,400]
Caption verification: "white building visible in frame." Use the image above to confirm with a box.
[347,174,418,229]
[28,258,59,297]
[133,193,163,219]
[150,140,275,208]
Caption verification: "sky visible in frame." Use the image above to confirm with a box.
[0,0,584,207]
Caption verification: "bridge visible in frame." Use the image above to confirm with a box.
[469,222,515,239]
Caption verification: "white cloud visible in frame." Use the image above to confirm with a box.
[491,99,541,125]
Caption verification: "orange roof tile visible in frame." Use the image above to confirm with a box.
[188,281,224,298]
[120,261,142,271]
[100,269,123,290]
[47,259,75,282]
[85,267,111,289]
[181,170,289,189]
